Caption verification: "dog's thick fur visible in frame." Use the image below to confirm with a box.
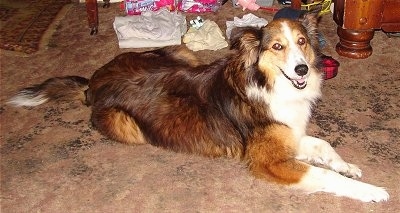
[8,13,389,202]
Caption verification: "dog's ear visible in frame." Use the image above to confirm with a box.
[300,11,319,36]
[230,27,262,68]
[299,10,320,49]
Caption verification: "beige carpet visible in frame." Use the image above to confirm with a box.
[0,0,72,54]
[1,2,399,212]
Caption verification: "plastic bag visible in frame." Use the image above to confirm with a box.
[177,0,222,13]
[122,0,176,15]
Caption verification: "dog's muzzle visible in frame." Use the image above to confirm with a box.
[280,64,309,90]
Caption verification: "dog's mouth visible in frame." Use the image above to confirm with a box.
[279,68,307,90]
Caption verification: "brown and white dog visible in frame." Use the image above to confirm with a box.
[8,12,389,202]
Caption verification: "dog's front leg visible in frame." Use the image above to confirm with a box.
[245,125,389,202]
[296,164,389,202]
[246,124,310,184]
[295,136,362,178]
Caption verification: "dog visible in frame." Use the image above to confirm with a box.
[8,12,389,202]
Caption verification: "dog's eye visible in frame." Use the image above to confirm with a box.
[272,43,283,50]
[298,38,306,45]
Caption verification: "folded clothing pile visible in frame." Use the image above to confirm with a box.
[113,8,187,48]
[183,19,228,51]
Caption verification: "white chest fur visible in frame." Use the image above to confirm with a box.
[246,74,321,140]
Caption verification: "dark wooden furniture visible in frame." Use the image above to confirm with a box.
[85,0,110,35]
[333,0,400,58]
[292,0,400,59]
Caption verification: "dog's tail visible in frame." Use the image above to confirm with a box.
[7,76,89,107]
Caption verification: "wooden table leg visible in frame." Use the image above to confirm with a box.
[335,26,375,59]
[85,0,98,35]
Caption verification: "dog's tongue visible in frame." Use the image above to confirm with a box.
[297,79,306,84]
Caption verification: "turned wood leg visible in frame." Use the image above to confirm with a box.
[85,0,98,35]
[335,26,375,59]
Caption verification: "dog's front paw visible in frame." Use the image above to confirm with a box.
[298,166,389,202]
[347,184,389,202]
[331,162,362,178]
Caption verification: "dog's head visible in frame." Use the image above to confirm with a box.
[230,12,322,96]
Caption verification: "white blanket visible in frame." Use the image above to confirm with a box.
[113,9,187,48]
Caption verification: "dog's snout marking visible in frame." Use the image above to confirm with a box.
[295,64,308,76]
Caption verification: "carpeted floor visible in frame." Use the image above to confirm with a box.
[1,2,399,212]
[0,0,71,53]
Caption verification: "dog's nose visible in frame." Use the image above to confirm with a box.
[295,64,308,76]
